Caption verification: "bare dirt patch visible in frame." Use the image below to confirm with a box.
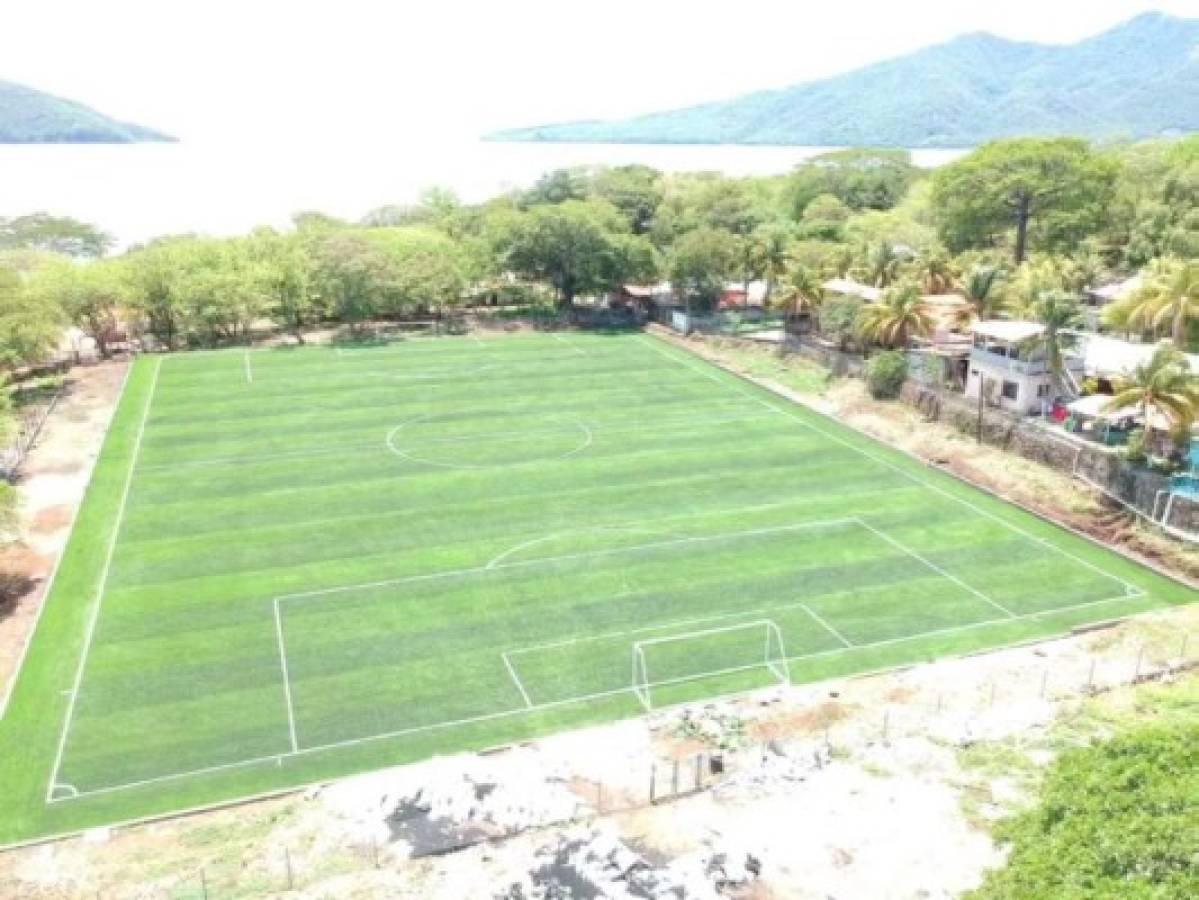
[0,359,128,709]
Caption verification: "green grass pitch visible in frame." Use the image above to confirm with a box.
[0,331,1192,845]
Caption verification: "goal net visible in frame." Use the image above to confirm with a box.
[631,619,789,710]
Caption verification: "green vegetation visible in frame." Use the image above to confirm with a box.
[486,13,1198,147]
[0,79,173,144]
[0,332,1190,846]
[971,721,1199,898]
[865,351,908,399]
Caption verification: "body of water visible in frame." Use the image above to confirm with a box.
[0,139,964,248]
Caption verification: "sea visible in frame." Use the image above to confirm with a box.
[0,139,964,249]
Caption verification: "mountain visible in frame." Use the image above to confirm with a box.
[487,13,1199,148]
[0,79,174,144]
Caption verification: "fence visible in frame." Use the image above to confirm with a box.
[86,626,1197,899]
[0,379,66,480]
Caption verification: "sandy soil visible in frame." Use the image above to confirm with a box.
[0,360,129,713]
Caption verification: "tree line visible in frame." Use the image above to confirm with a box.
[0,135,1195,376]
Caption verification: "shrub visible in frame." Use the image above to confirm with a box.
[1125,427,1147,463]
[865,350,908,399]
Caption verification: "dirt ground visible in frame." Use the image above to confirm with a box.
[0,359,129,713]
[1,337,1196,898]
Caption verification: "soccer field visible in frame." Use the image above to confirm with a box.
[0,331,1192,844]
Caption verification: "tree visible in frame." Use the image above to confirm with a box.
[799,194,851,240]
[364,227,469,315]
[914,249,957,295]
[1024,292,1084,395]
[861,240,905,288]
[667,227,738,313]
[817,295,863,351]
[856,282,932,349]
[932,138,1117,264]
[247,229,319,343]
[26,257,127,357]
[777,264,825,317]
[785,149,918,218]
[591,165,663,234]
[503,200,646,308]
[0,263,62,369]
[1105,344,1199,447]
[951,264,1006,329]
[1123,258,1199,350]
[311,232,394,330]
[521,167,591,207]
[123,238,189,349]
[0,213,112,258]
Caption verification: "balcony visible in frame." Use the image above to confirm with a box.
[969,346,1049,376]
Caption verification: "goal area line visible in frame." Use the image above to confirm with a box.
[50,588,1144,806]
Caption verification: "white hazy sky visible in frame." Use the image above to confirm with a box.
[5,0,1197,143]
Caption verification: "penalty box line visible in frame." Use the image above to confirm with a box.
[52,586,1149,806]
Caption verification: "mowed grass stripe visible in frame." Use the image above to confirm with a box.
[0,331,1185,846]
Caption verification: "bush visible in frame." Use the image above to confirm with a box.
[970,722,1199,899]
[1125,427,1147,463]
[865,350,908,399]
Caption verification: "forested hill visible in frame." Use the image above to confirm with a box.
[487,12,1199,148]
[0,80,174,144]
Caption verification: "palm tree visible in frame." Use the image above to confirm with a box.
[756,225,792,305]
[779,263,825,317]
[916,250,958,295]
[1007,257,1067,319]
[1127,258,1199,350]
[1023,291,1084,396]
[950,265,1006,330]
[856,282,933,349]
[863,241,903,289]
[1105,344,1199,447]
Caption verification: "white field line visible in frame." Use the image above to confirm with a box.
[243,350,253,385]
[501,652,534,708]
[0,362,136,722]
[45,357,163,803]
[273,599,300,752]
[854,519,1017,618]
[552,333,586,356]
[274,518,860,606]
[485,525,685,569]
[633,618,777,649]
[799,603,853,648]
[641,335,1140,597]
[51,589,1147,805]
[384,418,593,469]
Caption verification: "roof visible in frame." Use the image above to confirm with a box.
[722,280,769,304]
[1066,393,1172,430]
[1080,335,1199,378]
[970,320,1044,343]
[822,278,882,302]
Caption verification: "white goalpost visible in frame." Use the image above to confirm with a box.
[630,619,789,711]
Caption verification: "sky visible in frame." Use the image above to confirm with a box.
[4,0,1197,143]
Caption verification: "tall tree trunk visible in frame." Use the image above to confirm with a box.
[1014,194,1031,265]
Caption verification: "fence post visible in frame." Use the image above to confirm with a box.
[671,759,679,796]
[1086,658,1096,691]
[1134,646,1145,681]
[200,868,208,900]
[284,846,293,891]
[1039,668,1049,699]
[989,681,996,707]
[649,763,656,804]
[371,835,379,869]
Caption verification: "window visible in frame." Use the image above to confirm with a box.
[1036,384,1051,398]
[1001,380,1019,401]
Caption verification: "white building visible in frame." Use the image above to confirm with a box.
[965,321,1084,415]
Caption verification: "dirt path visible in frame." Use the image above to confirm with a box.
[0,360,129,713]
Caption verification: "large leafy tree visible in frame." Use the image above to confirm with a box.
[932,138,1118,264]
[364,227,469,316]
[591,165,663,235]
[0,261,63,369]
[26,257,127,357]
[311,232,395,329]
[247,228,319,343]
[855,282,932,349]
[504,200,652,308]
[785,149,918,218]
[667,227,738,313]
[0,213,112,258]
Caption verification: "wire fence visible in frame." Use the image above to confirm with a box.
[72,629,1197,899]
[0,378,66,480]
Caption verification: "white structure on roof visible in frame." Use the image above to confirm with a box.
[822,278,882,303]
[965,320,1084,414]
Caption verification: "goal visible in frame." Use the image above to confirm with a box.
[631,619,789,710]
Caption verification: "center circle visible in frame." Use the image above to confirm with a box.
[385,412,592,469]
